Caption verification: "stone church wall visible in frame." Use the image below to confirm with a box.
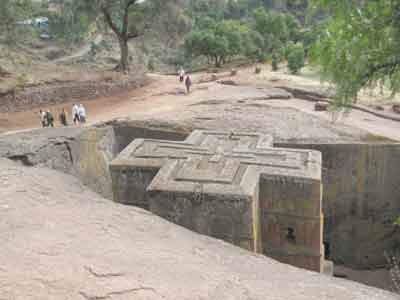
[277,142,400,269]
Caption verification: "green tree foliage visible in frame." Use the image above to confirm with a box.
[184,17,264,67]
[287,42,305,74]
[251,7,302,56]
[184,3,312,68]
[55,0,175,72]
[48,1,94,44]
[240,26,265,62]
[85,0,149,72]
[0,0,33,42]
[185,19,237,67]
[187,0,226,21]
[311,0,400,107]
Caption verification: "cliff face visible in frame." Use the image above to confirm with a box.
[0,158,398,300]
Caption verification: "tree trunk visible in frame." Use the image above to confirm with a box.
[118,37,129,72]
[215,56,222,68]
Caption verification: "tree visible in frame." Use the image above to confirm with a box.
[91,0,145,72]
[271,52,279,71]
[48,1,93,44]
[287,43,305,74]
[311,0,400,107]
[187,0,226,21]
[78,0,173,72]
[240,27,266,62]
[0,0,32,43]
[252,8,290,54]
[184,18,246,67]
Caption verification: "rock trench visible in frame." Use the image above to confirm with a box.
[0,119,399,271]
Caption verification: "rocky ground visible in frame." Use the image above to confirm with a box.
[1,64,400,297]
[2,67,400,142]
[0,158,398,300]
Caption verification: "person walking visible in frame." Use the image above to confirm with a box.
[179,67,185,83]
[59,108,68,126]
[46,110,54,128]
[39,109,47,128]
[185,75,192,94]
[72,104,80,125]
[78,104,86,124]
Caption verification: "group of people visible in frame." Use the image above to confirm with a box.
[39,103,87,128]
[38,68,191,129]
[72,103,87,125]
[39,109,56,128]
[178,67,192,94]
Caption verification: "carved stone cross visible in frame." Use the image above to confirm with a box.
[110,130,324,272]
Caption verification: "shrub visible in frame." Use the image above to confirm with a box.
[15,73,29,90]
[287,43,305,74]
[271,52,279,71]
[147,58,155,71]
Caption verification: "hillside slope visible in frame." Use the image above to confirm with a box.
[0,158,397,300]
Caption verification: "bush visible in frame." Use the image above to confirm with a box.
[15,73,29,90]
[287,43,305,74]
[271,52,279,71]
[147,58,155,71]
[89,42,100,56]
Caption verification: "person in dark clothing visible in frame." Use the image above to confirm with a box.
[59,108,68,126]
[46,110,54,128]
[185,75,192,94]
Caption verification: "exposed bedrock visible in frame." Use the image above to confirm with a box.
[0,120,399,269]
[1,158,397,300]
[0,126,117,199]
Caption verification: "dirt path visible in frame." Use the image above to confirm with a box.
[1,67,400,141]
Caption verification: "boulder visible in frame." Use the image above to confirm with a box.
[392,104,400,114]
[218,80,238,86]
[255,66,262,74]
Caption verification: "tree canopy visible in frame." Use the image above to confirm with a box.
[184,18,247,67]
[0,0,33,42]
[311,0,400,107]
[184,4,307,68]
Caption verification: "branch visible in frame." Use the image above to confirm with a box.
[122,0,138,36]
[127,31,142,39]
[101,6,121,37]
[362,59,400,84]
[127,23,150,40]
[126,0,137,9]
[372,62,398,75]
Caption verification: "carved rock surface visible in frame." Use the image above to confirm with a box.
[0,126,118,199]
[0,158,397,300]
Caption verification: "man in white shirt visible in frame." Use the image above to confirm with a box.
[39,109,47,127]
[179,67,185,82]
[78,104,86,124]
[72,104,80,125]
